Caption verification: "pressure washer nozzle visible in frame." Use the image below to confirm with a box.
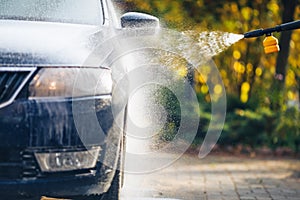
[263,35,280,54]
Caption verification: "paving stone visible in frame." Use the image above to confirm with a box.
[240,196,256,200]
[271,196,288,200]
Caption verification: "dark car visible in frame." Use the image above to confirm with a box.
[0,0,158,199]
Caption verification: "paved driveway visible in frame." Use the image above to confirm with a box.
[122,153,300,200]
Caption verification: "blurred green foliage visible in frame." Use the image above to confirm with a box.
[117,0,300,152]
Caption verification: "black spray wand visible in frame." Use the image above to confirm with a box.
[243,20,300,54]
[244,20,300,38]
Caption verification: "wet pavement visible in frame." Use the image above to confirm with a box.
[121,153,300,200]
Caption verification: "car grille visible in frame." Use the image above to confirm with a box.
[0,68,36,108]
[0,149,39,180]
[21,151,39,178]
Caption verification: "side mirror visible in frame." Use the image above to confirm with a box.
[121,12,159,29]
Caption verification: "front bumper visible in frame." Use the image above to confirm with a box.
[0,96,123,198]
[0,162,114,198]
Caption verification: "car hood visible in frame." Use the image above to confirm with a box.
[0,20,110,67]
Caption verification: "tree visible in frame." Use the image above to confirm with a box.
[271,0,298,110]
[275,0,298,81]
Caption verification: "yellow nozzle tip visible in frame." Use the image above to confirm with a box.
[263,36,280,54]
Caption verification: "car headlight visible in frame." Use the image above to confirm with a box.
[34,147,101,172]
[29,67,112,98]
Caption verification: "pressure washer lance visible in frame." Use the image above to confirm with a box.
[244,20,300,54]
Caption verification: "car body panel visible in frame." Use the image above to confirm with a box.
[0,20,106,66]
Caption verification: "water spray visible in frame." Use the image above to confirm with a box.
[243,20,300,54]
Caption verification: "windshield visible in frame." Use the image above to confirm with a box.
[0,0,103,25]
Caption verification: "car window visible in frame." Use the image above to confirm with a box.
[0,0,103,25]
